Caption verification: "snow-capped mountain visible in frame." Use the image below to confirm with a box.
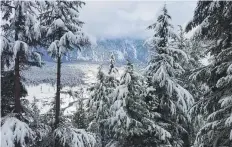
[40,38,148,64]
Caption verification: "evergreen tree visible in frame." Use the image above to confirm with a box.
[174,25,208,146]
[87,53,119,146]
[1,0,42,114]
[145,5,194,147]
[107,60,170,147]
[73,100,87,129]
[39,1,90,130]
[1,2,45,147]
[186,1,232,146]
[37,2,97,147]
[175,25,205,71]
[88,65,112,122]
[1,36,27,116]
[87,66,111,146]
[72,89,88,129]
[108,52,119,76]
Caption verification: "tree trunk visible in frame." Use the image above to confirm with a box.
[55,54,61,129]
[182,132,190,147]
[14,11,21,114]
[100,124,105,147]
[14,53,21,113]
[54,54,61,147]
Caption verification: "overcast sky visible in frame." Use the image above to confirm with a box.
[80,1,197,40]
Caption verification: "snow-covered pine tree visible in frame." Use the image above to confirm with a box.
[174,25,190,68]
[171,25,192,146]
[186,37,207,144]
[88,59,118,123]
[145,4,194,147]
[107,60,171,147]
[186,1,232,146]
[87,65,110,146]
[108,52,118,76]
[1,2,45,147]
[39,1,90,130]
[174,25,208,146]
[38,2,96,147]
[1,0,42,114]
[87,55,119,146]
[175,25,205,72]
[1,36,27,116]
[108,53,119,90]
[72,89,88,130]
[73,100,87,129]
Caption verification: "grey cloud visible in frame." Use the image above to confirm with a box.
[80,1,196,39]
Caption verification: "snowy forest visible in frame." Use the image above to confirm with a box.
[1,1,232,147]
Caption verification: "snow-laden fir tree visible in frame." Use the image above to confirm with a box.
[88,54,119,124]
[1,1,45,147]
[107,60,171,147]
[1,0,42,114]
[186,1,232,146]
[1,37,27,116]
[39,1,90,130]
[174,26,191,69]
[108,52,119,76]
[175,25,205,71]
[87,65,111,146]
[73,100,87,129]
[38,2,96,147]
[87,53,119,146]
[145,5,194,147]
[72,88,88,130]
[174,25,208,146]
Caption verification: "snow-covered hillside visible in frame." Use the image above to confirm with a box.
[39,38,148,64]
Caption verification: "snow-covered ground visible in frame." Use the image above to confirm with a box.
[22,62,85,86]
[23,62,125,115]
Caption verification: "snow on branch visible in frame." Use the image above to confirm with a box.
[47,40,59,59]
[0,36,12,55]
[13,41,29,57]
[47,31,90,59]
[61,98,89,112]
[31,51,42,66]
[54,126,96,147]
[46,18,67,37]
[1,116,35,147]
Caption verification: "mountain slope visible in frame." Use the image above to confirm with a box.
[39,38,148,64]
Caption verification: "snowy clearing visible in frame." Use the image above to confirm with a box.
[23,62,124,115]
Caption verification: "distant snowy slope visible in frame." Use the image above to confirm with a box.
[38,38,148,64]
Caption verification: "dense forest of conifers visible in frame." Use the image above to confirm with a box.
[1,1,232,147]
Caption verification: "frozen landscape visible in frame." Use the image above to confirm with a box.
[1,1,232,147]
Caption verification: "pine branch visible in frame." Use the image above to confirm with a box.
[61,98,89,112]
[1,2,15,9]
